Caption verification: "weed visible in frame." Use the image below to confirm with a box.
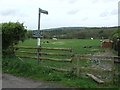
[45,74,62,81]
[64,71,76,78]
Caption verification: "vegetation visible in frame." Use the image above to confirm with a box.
[2,22,27,55]
[28,27,117,39]
[2,39,119,88]
[111,28,120,53]
[3,56,100,88]
[2,24,119,88]
[17,39,105,54]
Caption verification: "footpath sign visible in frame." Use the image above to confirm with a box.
[32,30,41,38]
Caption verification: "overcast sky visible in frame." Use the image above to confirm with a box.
[0,0,119,30]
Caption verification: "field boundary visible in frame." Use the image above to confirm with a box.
[14,46,119,84]
[15,46,74,72]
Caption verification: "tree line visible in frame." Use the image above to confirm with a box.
[27,27,117,39]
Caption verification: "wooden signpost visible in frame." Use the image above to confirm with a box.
[32,8,48,64]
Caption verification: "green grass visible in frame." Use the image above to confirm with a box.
[17,39,105,54]
[3,56,119,88]
[15,39,106,71]
[3,39,119,88]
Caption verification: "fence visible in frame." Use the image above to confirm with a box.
[75,54,115,84]
[15,46,74,72]
[15,46,119,84]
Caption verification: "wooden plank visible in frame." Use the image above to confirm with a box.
[40,57,72,62]
[15,51,74,57]
[77,57,80,77]
[15,51,36,54]
[79,67,112,72]
[16,55,72,62]
[75,54,119,58]
[78,57,113,63]
[41,47,72,51]
[37,46,41,64]
[45,66,71,72]
[111,57,115,85]
[15,46,38,49]
[86,73,104,84]
[14,46,72,51]
[40,52,74,57]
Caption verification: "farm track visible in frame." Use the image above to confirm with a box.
[2,73,71,88]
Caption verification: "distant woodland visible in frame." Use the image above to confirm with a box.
[27,27,118,39]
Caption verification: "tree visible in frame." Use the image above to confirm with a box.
[111,28,120,56]
[2,22,27,55]
[26,30,32,39]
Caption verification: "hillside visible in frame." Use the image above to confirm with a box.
[42,26,118,31]
[42,27,90,31]
[41,26,117,39]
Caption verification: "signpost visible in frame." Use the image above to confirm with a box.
[32,30,41,38]
[33,8,48,64]
[37,8,48,46]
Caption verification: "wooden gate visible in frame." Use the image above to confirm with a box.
[75,54,119,84]
[15,46,74,72]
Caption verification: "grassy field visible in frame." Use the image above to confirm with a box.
[3,39,119,88]
[17,39,105,53]
[16,39,106,69]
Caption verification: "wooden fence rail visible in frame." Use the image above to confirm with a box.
[15,46,73,62]
[15,51,74,57]
[15,46,72,51]
[75,54,119,58]
[75,54,120,63]
[16,55,73,62]
[15,46,74,72]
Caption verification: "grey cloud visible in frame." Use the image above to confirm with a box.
[67,0,79,4]
[100,11,109,17]
[67,9,80,15]
[0,9,28,17]
[0,9,18,16]
[91,0,118,3]
[100,9,118,18]
[91,0,98,3]
[82,17,88,21]
[111,9,118,15]
[56,0,79,4]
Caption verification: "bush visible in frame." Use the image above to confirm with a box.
[64,71,76,78]
[2,22,27,55]
[111,28,120,52]
[2,56,33,74]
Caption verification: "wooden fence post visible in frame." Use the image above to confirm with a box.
[37,46,41,64]
[112,57,115,85]
[77,56,80,77]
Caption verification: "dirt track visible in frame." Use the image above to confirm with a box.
[2,73,70,88]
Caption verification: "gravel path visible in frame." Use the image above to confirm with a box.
[2,73,70,88]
